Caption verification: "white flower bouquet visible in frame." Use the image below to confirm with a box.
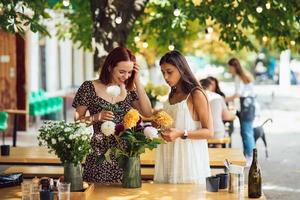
[100,109,173,160]
[38,121,93,165]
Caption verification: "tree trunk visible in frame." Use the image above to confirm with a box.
[91,0,149,71]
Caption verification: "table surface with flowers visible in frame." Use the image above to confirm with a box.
[0,182,266,200]
[0,147,246,167]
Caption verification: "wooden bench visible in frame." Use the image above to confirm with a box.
[207,136,231,148]
[3,166,226,180]
[3,166,155,180]
[0,147,246,167]
[140,148,246,167]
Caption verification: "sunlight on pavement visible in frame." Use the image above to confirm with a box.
[263,184,300,193]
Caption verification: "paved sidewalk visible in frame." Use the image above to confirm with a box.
[228,84,300,200]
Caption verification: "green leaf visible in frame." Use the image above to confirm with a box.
[104,149,112,163]
[116,155,127,169]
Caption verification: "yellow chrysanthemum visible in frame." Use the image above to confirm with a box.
[153,111,173,128]
[123,109,140,129]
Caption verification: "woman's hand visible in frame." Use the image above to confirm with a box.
[94,110,114,122]
[161,128,183,142]
[133,63,140,85]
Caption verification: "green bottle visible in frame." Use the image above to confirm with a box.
[248,148,262,198]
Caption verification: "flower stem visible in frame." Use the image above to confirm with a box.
[113,135,125,152]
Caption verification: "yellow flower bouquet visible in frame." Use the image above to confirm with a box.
[99,109,173,188]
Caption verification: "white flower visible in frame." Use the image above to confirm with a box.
[69,134,74,140]
[58,137,64,142]
[64,127,72,132]
[67,144,71,148]
[82,135,88,140]
[74,127,84,136]
[101,121,116,136]
[78,147,82,151]
[51,138,57,145]
[14,2,35,18]
[144,126,158,138]
[106,85,121,97]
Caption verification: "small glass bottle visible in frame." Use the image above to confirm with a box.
[248,148,262,198]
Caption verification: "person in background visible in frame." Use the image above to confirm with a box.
[207,76,226,99]
[227,58,256,164]
[200,78,235,146]
[154,50,213,184]
[72,47,152,183]
[207,76,235,142]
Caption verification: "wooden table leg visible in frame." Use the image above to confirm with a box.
[13,114,17,147]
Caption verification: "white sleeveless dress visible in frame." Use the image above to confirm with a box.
[154,99,211,184]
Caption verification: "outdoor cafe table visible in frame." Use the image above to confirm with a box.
[0,182,266,200]
[0,147,246,168]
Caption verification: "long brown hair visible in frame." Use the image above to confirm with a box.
[159,50,202,95]
[228,58,253,84]
[207,76,225,98]
[99,47,136,90]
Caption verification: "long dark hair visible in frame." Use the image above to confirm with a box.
[207,76,225,98]
[99,47,136,90]
[228,58,252,84]
[200,78,212,90]
[159,50,202,95]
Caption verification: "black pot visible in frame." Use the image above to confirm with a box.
[206,176,220,192]
[1,145,10,156]
[216,173,229,189]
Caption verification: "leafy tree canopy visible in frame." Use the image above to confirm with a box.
[1,0,299,55]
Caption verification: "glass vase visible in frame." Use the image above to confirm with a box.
[122,156,141,188]
[64,162,83,191]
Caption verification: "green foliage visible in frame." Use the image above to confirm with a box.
[54,0,93,50]
[38,121,93,165]
[1,0,299,53]
[128,0,300,54]
[0,0,51,36]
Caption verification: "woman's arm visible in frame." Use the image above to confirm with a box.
[74,106,114,125]
[131,63,152,117]
[225,94,239,102]
[185,89,214,139]
[222,107,236,121]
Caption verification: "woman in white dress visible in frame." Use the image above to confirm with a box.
[154,51,214,184]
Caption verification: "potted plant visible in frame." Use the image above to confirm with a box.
[0,111,9,156]
[38,121,92,191]
[100,109,173,188]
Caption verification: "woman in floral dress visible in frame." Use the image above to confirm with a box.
[72,47,152,183]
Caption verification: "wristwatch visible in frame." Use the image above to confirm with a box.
[181,130,188,140]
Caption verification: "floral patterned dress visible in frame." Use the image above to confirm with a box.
[72,80,138,183]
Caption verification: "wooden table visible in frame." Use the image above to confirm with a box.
[140,148,246,167]
[0,182,266,200]
[3,109,27,147]
[0,147,246,167]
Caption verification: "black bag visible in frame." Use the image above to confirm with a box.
[0,173,23,188]
[240,96,255,121]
